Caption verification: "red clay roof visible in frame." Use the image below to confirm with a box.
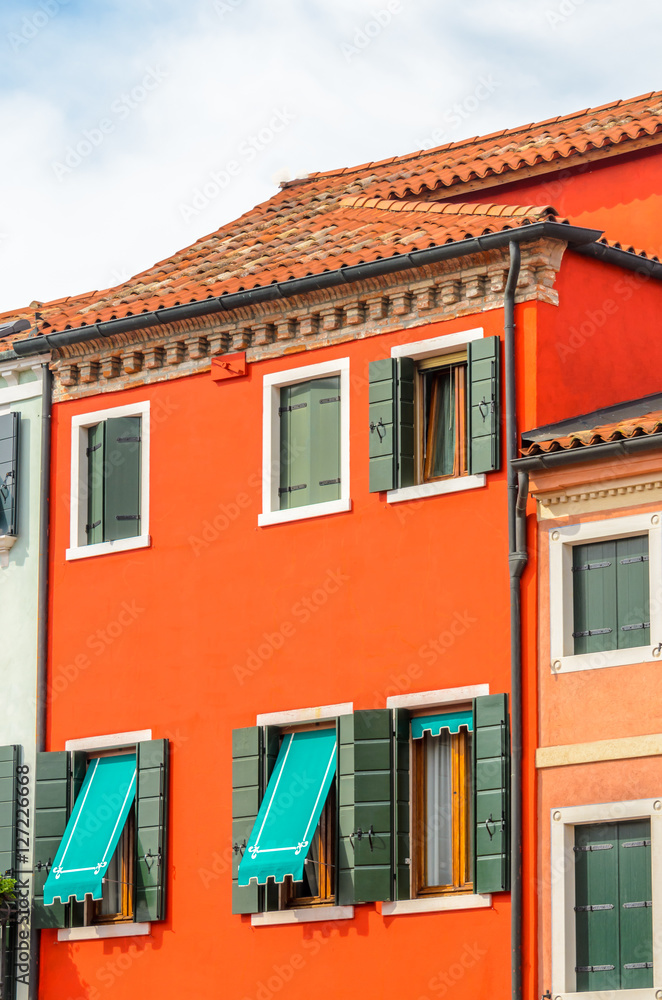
[522,411,662,456]
[2,89,662,342]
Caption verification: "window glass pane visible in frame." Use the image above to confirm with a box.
[425,731,452,886]
[100,841,122,916]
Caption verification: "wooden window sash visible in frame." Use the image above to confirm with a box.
[283,785,336,908]
[420,362,468,483]
[84,748,136,924]
[413,731,473,897]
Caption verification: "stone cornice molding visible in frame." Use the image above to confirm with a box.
[535,471,662,519]
[50,239,565,401]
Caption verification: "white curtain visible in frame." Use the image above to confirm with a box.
[425,731,453,886]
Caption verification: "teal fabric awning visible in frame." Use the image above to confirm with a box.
[238,729,337,887]
[411,710,473,740]
[44,753,137,905]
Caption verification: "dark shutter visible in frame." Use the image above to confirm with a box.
[85,422,104,546]
[0,413,19,537]
[0,746,18,1000]
[574,823,620,992]
[368,359,415,493]
[619,819,653,989]
[104,416,141,542]
[572,541,618,654]
[616,536,650,650]
[33,752,69,930]
[135,740,169,922]
[310,377,341,505]
[473,693,510,893]
[467,337,500,474]
[279,382,312,510]
[231,728,264,915]
[337,710,393,904]
[393,709,411,901]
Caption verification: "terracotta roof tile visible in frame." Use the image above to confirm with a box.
[522,411,662,457]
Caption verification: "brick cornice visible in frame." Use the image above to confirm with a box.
[50,239,566,401]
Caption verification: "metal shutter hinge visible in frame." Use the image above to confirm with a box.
[572,561,612,572]
[278,403,307,415]
[574,904,614,911]
[85,520,101,533]
[574,843,614,852]
[621,622,650,631]
[623,900,652,908]
[319,396,340,404]
[623,839,651,848]
[116,514,141,521]
[278,484,306,494]
[86,443,102,456]
[319,479,340,487]
[620,556,649,564]
[575,966,615,973]
[572,628,612,638]
[624,963,653,969]
[116,436,141,443]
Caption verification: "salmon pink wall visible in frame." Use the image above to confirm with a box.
[43,309,527,1000]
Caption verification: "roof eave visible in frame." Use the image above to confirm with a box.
[513,432,662,472]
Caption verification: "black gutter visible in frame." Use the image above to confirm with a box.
[504,241,526,1000]
[573,241,662,279]
[513,432,662,472]
[31,362,51,1000]
[12,221,602,358]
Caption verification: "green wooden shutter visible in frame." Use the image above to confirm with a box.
[619,819,653,989]
[0,746,18,1000]
[467,337,500,474]
[309,376,341,505]
[337,710,393,904]
[33,752,69,929]
[574,822,620,992]
[68,752,87,928]
[0,412,19,537]
[135,740,169,922]
[616,536,650,650]
[393,709,411,901]
[473,693,510,893]
[231,727,264,914]
[572,542,618,654]
[85,422,104,545]
[368,359,415,493]
[279,383,312,510]
[104,416,142,542]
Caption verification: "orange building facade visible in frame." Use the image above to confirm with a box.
[1,90,662,1000]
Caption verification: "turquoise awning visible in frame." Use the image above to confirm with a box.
[238,729,337,887]
[411,710,473,739]
[44,753,137,905]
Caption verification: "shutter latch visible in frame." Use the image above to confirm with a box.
[349,825,374,851]
[370,418,386,441]
[278,484,306,495]
[86,442,102,456]
[142,848,162,872]
[478,395,494,421]
[85,520,102,533]
[233,839,246,857]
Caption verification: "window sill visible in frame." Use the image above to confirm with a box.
[57,922,150,942]
[386,475,485,505]
[258,498,351,527]
[380,893,491,917]
[251,905,354,927]
[551,643,657,675]
[66,534,151,561]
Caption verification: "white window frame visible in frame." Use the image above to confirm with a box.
[382,684,492,917]
[251,702,354,926]
[67,400,150,561]
[549,511,662,674]
[387,328,486,504]
[550,797,662,1000]
[57,729,153,942]
[258,358,351,527]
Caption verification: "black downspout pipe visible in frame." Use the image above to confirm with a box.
[31,362,51,1000]
[504,241,527,1000]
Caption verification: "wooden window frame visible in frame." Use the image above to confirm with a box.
[83,748,136,926]
[282,783,336,909]
[417,354,468,484]
[412,726,473,898]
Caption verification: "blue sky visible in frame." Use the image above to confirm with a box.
[1,0,661,313]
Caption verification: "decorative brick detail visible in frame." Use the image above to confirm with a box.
[253,323,275,346]
[518,266,535,287]
[464,275,485,299]
[275,319,296,341]
[79,361,100,383]
[321,308,343,332]
[166,342,186,366]
[122,351,144,374]
[186,336,209,360]
[415,286,436,311]
[59,364,79,387]
[207,330,230,356]
[345,302,366,326]
[439,280,461,305]
[489,270,507,294]
[299,314,319,337]
[367,296,388,321]
[391,292,412,316]
[144,346,165,370]
[535,265,557,289]
[101,357,121,380]
[232,330,252,351]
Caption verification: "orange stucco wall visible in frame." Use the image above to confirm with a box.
[43,308,525,1000]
